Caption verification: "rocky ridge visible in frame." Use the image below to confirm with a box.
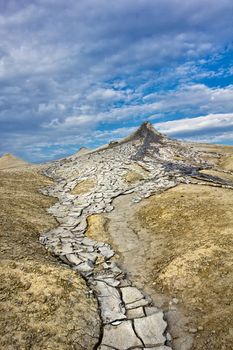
[40,122,233,349]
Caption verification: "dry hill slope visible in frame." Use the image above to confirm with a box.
[0,166,100,349]
[39,122,233,350]
[0,153,29,170]
[1,122,233,350]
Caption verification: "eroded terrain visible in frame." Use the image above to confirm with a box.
[0,167,100,349]
[1,123,233,350]
[40,123,233,350]
[102,183,233,350]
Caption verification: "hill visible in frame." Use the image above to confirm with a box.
[40,122,233,350]
[0,164,100,349]
[0,153,29,170]
[1,122,233,350]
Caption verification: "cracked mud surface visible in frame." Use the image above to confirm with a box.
[0,168,100,349]
[103,183,233,350]
[40,123,233,349]
[1,123,233,349]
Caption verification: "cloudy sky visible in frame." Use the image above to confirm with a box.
[0,0,233,162]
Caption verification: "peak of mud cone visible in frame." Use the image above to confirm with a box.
[131,121,164,142]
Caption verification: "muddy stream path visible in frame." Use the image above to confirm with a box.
[39,123,233,349]
[104,194,193,350]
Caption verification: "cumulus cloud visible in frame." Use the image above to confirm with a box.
[87,88,124,101]
[145,84,233,116]
[0,0,232,161]
[155,113,233,138]
[43,84,233,132]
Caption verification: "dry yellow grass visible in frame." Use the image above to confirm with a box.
[71,178,96,195]
[193,143,233,169]
[86,214,110,243]
[0,153,28,170]
[0,168,100,349]
[136,184,233,350]
[124,170,145,183]
[124,163,149,184]
[194,143,233,174]
[192,143,233,155]
[219,154,233,171]
[200,169,233,182]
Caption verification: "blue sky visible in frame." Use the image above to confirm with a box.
[0,0,233,162]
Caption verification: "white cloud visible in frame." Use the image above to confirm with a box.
[43,84,233,132]
[44,101,162,130]
[155,113,233,138]
[0,0,233,161]
[87,88,125,101]
[145,84,233,115]
[38,103,65,113]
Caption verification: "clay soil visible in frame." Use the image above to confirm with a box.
[96,183,233,350]
[1,143,233,350]
[193,143,233,170]
[88,145,233,350]
[136,184,233,350]
[0,167,100,350]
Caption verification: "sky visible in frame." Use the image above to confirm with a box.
[0,0,233,162]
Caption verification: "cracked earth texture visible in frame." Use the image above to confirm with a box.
[40,123,233,349]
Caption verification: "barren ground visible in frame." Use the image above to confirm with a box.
[135,184,233,350]
[1,143,233,350]
[0,167,100,350]
[86,145,233,350]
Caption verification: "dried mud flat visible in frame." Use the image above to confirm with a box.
[1,124,233,350]
[0,167,100,350]
[85,142,233,350]
[99,183,233,350]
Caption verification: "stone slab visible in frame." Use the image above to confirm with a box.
[134,313,167,347]
[127,306,145,319]
[121,286,145,304]
[93,281,126,324]
[101,321,143,349]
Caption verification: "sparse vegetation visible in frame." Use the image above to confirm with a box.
[124,163,149,184]
[71,178,96,195]
[1,132,233,350]
[124,170,145,183]
[0,168,100,349]
[136,184,233,350]
[86,214,110,243]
